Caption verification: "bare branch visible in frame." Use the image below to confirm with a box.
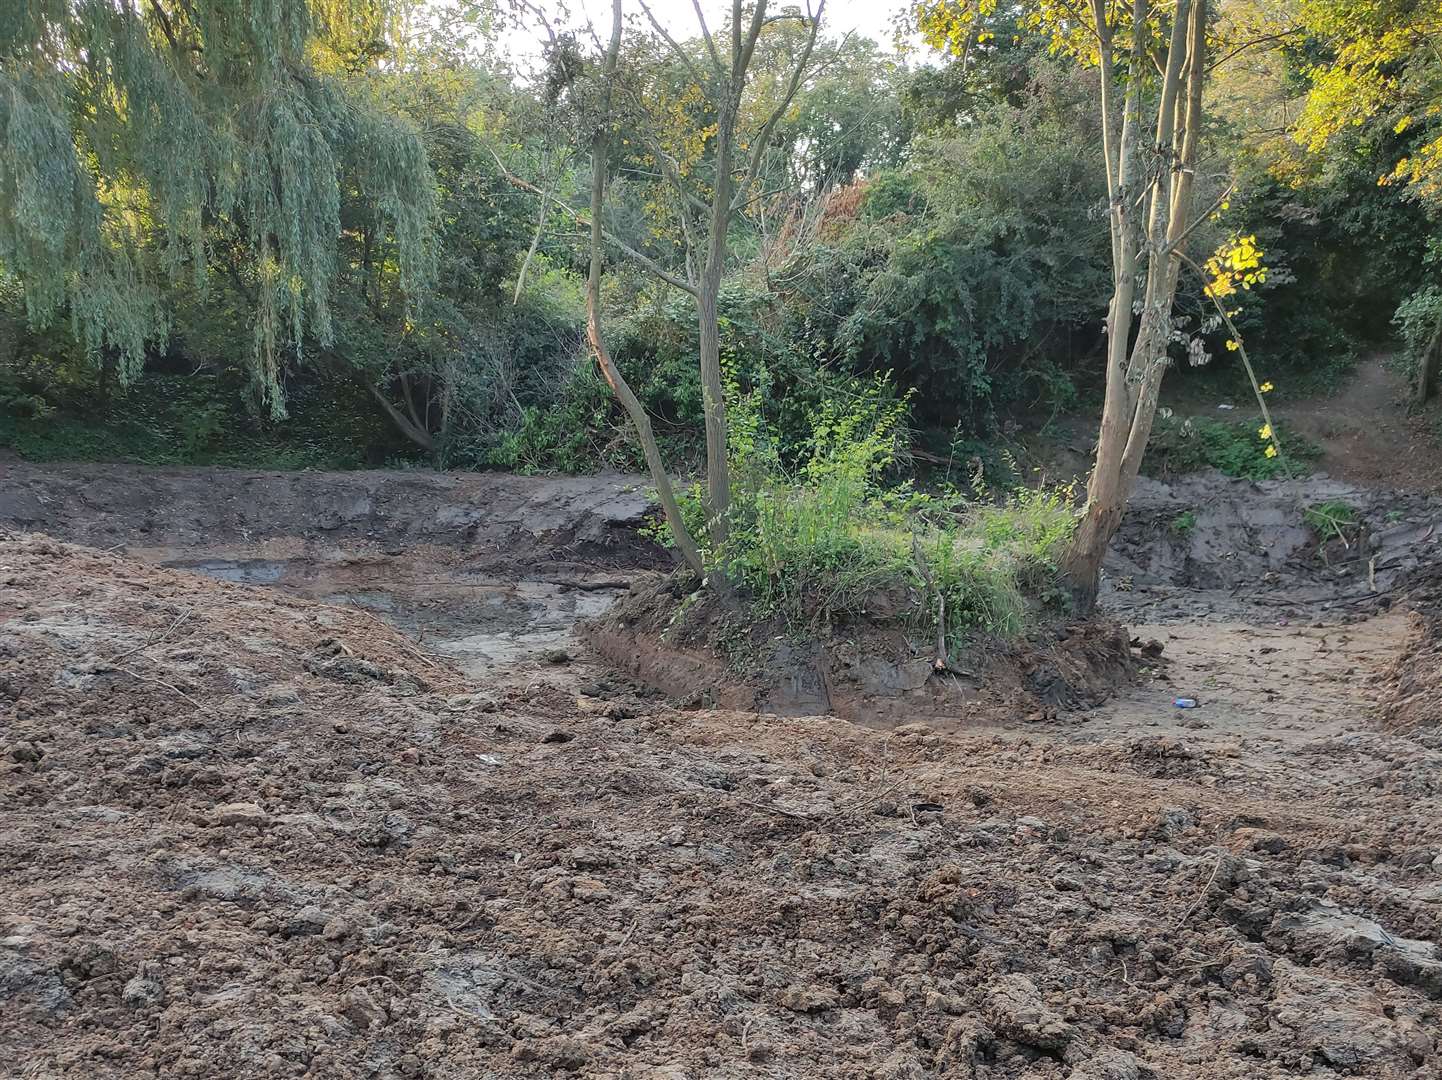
[515,0,559,49]
[638,0,712,87]
[489,148,698,296]
[1206,27,1303,72]
[690,0,725,74]
[732,0,828,212]
[1163,179,1234,256]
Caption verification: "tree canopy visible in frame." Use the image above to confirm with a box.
[0,0,435,412]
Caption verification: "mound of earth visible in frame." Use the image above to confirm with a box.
[3,532,1440,1079]
[1378,562,1442,732]
[1381,612,1442,732]
[583,579,1137,726]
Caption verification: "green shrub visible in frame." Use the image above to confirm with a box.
[0,368,393,469]
[656,374,1077,645]
[772,63,1109,433]
[1171,509,1198,534]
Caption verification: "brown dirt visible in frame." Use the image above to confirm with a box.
[1377,563,1442,732]
[1273,356,1442,496]
[4,526,1442,1079]
[1380,612,1442,732]
[583,579,1137,726]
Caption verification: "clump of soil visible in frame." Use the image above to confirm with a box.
[1380,612,1442,731]
[1379,562,1442,731]
[582,577,1137,727]
[3,533,1441,1078]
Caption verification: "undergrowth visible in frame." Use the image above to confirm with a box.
[0,370,399,469]
[652,374,1077,647]
[1145,414,1321,481]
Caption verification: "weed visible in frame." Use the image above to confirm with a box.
[1171,509,1198,534]
[1303,499,1360,543]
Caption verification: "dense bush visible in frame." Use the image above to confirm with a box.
[0,365,396,469]
[1144,414,1322,481]
[772,64,1110,431]
[1202,164,1431,393]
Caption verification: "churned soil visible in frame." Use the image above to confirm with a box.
[3,533,1440,1079]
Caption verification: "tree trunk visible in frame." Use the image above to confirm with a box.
[1064,0,1208,611]
[514,163,553,305]
[586,0,705,579]
[1416,312,1442,405]
[697,109,735,553]
[362,377,434,453]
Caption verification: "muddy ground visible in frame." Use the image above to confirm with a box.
[2,461,1441,1078]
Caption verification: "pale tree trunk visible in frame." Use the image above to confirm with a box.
[586,0,705,578]
[1416,311,1442,405]
[362,376,434,453]
[697,104,734,552]
[1064,0,1208,611]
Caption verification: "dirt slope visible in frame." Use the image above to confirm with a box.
[2,534,1439,1079]
[0,461,656,571]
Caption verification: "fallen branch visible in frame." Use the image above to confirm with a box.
[118,666,218,719]
[109,609,193,663]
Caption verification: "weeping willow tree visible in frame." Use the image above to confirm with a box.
[0,0,435,415]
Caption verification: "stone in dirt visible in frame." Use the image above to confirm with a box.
[984,974,1072,1050]
[207,801,269,827]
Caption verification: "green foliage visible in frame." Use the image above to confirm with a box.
[655,375,1077,644]
[475,363,620,474]
[1171,510,1198,535]
[773,62,1108,431]
[1145,415,1322,481]
[1393,241,1442,389]
[1303,499,1360,542]
[0,0,436,411]
[1201,167,1430,392]
[0,367,394,470]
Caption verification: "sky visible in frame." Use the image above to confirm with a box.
[498,0,915,68]
[601,0,909,45]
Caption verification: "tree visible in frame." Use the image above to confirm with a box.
[0,0,435,415]
[501,0,827,567]
[917,0,1215,609]
[623,0,827,555]
[1294,0,1442,403]
[583,0,705,577]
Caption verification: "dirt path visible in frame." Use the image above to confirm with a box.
[1089,613,1409,745]
[1272,355,1442,493]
